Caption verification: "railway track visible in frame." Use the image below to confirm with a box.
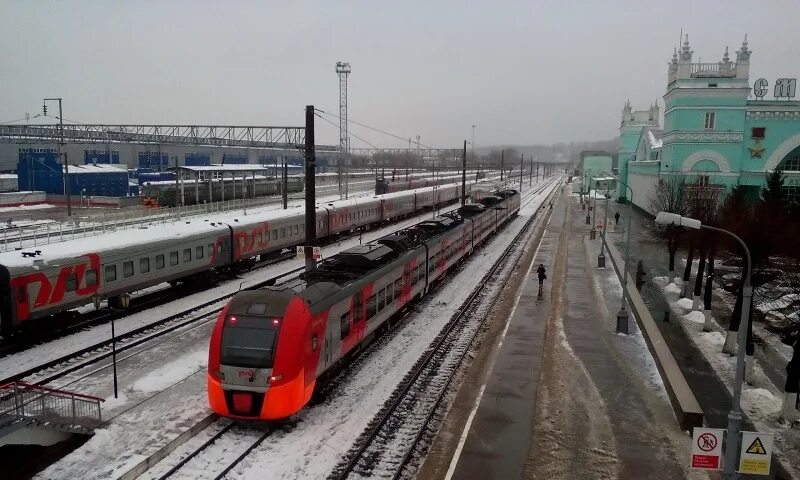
[131,181,555,480]
[329,179,559,480]
[0,188,500,386]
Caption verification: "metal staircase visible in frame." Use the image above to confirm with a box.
[0,381,103,437]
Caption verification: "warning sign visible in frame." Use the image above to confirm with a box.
[690,427,724,470]
[739,431,774,475]
[296,246,322,260]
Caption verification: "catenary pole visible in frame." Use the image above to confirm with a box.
[304,106,316,273]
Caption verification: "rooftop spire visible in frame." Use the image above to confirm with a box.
[723,46,730,63]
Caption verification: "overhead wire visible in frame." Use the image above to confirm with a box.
[314,108,438,149]
[314,112,379,149]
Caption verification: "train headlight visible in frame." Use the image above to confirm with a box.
[268,374,283,384]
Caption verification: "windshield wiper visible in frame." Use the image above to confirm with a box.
[248,349,274,383]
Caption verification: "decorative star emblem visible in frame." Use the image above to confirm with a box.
[749,144,765,158]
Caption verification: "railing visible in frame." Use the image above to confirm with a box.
[690,62,736,78]
[0,381,102,433]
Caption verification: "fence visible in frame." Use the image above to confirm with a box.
[0,381,103,434]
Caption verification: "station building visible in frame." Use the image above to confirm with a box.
[619,35,800,208]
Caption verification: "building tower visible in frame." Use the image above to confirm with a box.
[336,61,351,198]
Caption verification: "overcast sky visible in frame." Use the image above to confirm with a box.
[2,1,799,149]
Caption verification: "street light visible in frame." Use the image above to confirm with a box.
[80,188,86,209]
[655,211,752,480]
[607,173,634,335]
[43,97,72,216]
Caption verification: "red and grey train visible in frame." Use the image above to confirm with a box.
[207,188,520,419]
[0,180,491,336]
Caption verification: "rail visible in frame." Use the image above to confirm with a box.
[0,381,102,434]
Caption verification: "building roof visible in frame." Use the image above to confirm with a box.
[69,164,129,175]
[647,128,663,149]
[172,164,272,173]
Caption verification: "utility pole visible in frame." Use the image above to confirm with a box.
[519,154,524,190]
[304,105,317,273]
[529,157,533,185]
[500,149,504,182]
[461,140,467,206]
[282,158,288,209]
[44,98,70,216]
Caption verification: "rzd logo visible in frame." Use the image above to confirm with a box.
[11,253,100,321]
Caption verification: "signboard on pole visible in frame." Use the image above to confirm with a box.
[738,431,774,475]
[296,246,322,260]
[690,427,724,470]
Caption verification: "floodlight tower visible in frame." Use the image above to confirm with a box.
[336,61,351,199]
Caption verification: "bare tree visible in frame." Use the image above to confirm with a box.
[648,175,688,272]
[683,178,723,311]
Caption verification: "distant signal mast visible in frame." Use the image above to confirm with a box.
[336,61,351,199]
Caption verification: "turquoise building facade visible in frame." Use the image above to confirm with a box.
[620,35,800,208]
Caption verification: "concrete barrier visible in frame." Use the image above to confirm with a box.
[604,239,704,431]
[0,191,48,207]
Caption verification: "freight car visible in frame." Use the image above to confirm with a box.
[0,180,488,336]
[207,188,520,419]
[140,176,305,207]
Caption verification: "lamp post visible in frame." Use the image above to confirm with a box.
[655,212,752,479]
[80,188,86,210]
[609,175,634,334]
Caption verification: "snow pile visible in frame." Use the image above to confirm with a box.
[675,298,694,310]
[742,388,782,422]
[684,311,705,325]
[652,276,668,283]
[664,283,681,295]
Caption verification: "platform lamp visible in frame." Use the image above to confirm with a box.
[656,212,752,479]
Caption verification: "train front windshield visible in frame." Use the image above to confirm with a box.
[220,315,279,368]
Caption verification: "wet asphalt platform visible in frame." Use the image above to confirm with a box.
[444,188,695,480]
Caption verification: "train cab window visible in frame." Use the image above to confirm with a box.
[196,246,204,260]
[366,295,376,319]
[105,265,117,282]
[183,248,192,263]
[340,313,350,339]
[85,269,98,287]
[155,254,165,270]
[123,261,134,278]
[394,280,402,300]
[140,258,150,274]
[378,289,385,310]
[65,273,78,292]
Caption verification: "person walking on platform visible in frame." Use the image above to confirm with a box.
[614,211,620,225]
[536,264,547,286]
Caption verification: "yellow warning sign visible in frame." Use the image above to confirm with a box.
[745,437,767,455]
[739,431,774,475]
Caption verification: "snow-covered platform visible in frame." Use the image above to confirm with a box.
[420,188,696,480]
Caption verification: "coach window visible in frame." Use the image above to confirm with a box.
[140,257,150,274]
[105,265,117,282]
[155,254,165,270]
[386,284,393,304]
[366,294,376,319]
[196,245,204,259]
[293,225,299,235]
[208,244,214,255]
[85,268,98,286]
[281,228,286,239]
[170,251,179,266]
[353,294,363,322]
[411,268,418,285]
[123,261,134,278]
[272,230,278,240]
[340,313,350,339]
[394,280,402,300]
[183,248,192,263]
[65,273,78,292]
[378,289,385,310]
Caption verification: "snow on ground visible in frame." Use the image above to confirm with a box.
[0,203,55,213]
[131,349,208,393]
[40,180,558,480]
[657,277,800,476]
[684,310,706,325]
